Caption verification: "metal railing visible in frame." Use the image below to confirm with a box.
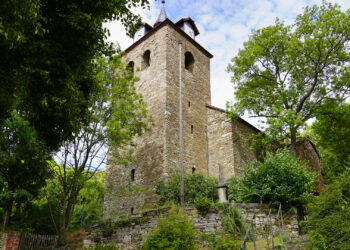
[241,203,287,250]
[240,214,256,250]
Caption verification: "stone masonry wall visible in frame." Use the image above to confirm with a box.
[104,25,169,217]
[231,118,260,177]
[104,21,212,217]
[207,105,259,180]
[207,105,235,179]
[85,204,298,249]
[164,24,211,176]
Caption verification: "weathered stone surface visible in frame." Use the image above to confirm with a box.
[86,204,299,249]
[207,105,259,180]
[103,18,259,217]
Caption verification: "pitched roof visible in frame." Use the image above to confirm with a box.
[205,104,260,132]
[124,19,213,59]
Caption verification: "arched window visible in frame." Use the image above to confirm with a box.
[128,61,135,73]
[142,50,151,70]
[185,52,195,72]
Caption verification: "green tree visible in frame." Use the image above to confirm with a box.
[307,174,350,249]
[51,56,150,240]
[156,171,218,205]
[0,0,149,149]
[0,113,51,230]
[227,2,350,156]
[227,149,315,208]
[311,100,350,181]
[70,171,105,229]
[143,206,199,250]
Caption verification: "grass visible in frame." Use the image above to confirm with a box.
[245,236,283,249]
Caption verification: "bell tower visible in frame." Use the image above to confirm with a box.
[104,1,213,217]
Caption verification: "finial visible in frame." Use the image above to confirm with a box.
[154,0,168,26]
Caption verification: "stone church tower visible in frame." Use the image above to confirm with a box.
[104,2,259,217]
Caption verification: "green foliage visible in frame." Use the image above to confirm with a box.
[311,100,350,182]
[201,231,240,250]
[51,55,151,239]
[194,197,212,216]
[227,149,315,208]
[0,112,51,229]
[143,206,199,250]
[70,171,105,229]
[221,205,247,239]
[227,2,350,153]
[0,0,149,149]
[307,175,350,249]
[156,170,218,205]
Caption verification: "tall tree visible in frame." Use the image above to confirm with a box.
[51,56,151,239]
[0,113,51,230]
[311,100,350,181]
[227,2,350,155]
[0,0,149,149]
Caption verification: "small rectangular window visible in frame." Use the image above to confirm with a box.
[191,125,194,134]
[131,207,134,215]
[188,101,191,107]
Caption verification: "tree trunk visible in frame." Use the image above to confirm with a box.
[58,194,67,244]
[2,196,13,231]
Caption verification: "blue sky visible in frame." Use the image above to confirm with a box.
[104,0,350,128]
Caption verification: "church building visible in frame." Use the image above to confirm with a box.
[103,2,260,217]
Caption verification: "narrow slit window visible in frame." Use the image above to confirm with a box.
[188,101,191,107]
[192,167,196,174]
[185,52,195,72]
[131,207,134,215]
[131,169,135,181]
[191,125,194,134]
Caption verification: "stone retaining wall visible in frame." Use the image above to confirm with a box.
[85,203,298,249]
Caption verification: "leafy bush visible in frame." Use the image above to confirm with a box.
[221,205,247,239]
[307,174,350,249]
[143,206,199,250]
[156,170,218,205]
[194,197,212,216]
[227,149,316,208]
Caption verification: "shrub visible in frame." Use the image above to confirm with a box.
[307,174,350,249]
[156,170,218,205]
[227,149,316,208]
[221,205,247,239]
[143,206,199,250]
[194,197,212,216]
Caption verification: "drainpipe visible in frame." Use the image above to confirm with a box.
[179,42,184,206]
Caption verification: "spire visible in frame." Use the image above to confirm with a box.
[154,0,167,26]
